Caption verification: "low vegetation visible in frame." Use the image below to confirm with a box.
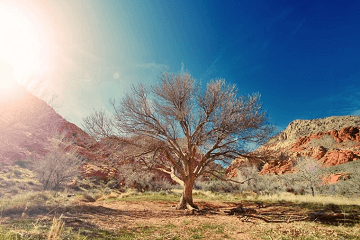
[1,184,359,239]
[1,151,360,239]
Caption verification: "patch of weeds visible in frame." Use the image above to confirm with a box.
[181,220,192,226]
[188,222,229,240]
[164,223,177,229]
[8,219,37,232]
[205,223,225,234]
[138,224,158,235]
[115,229,136,240]
[190,232,204,239]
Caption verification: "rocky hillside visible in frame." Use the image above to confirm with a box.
[228,116,360,176]
[0,83,97,164]
[0,83,153,181]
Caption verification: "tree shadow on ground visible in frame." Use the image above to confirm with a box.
[225,200,360,226]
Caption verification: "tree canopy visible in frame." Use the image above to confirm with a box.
[83,71,274,209]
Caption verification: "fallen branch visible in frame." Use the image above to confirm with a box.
[239,214,310,223]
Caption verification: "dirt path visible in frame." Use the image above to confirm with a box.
[2,197,358,239]
[66,199,259,239]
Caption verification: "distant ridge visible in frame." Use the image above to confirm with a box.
[228,115,360,176]
[270,116,360,142]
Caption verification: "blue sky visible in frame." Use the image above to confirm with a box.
[2,0,360,131]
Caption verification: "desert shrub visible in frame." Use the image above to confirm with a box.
[233,165,285,194]
[28,192,49,202]
[4,180,16,188]
[255,174,285,195]
[116,164,173,192]
[106,179,124,190]
[333,176,360,197]
[6,186,19,195]
[281,157,324,196]
[13,159,32,169]
[337,163,360,196]
[32,135,83,190]
[27,181,34,185]
[12,169,22,178]
[196,180,241,193]
[17,182,28,190]
[194,166,285,194]
[0,161,9,167]
[125,173,173,192]
[103,187,111,195]
[75,178,104,191]
[81,193,97,202]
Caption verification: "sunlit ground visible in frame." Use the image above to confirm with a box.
[256,192,360,206]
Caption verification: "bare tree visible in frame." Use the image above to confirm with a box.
[33,134,83,190]
[82,108,116,140]
[23,75,63,111]
[84,71,274,209]
[291,157,323,196]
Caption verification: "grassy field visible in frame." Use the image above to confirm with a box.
[0,189,359,239]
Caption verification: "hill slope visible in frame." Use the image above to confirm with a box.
[0,83,92,164]
[229,116,360,176]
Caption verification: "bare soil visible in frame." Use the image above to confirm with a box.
[1,199,264,239]
[1,197,359,239]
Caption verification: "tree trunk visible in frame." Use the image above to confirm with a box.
[176,177,198,210]
[311,186,315,197]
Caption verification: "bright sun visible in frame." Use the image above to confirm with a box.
[0,1,46,90]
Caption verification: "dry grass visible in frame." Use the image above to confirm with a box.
[257,192,360,206]
[0,189,359,239]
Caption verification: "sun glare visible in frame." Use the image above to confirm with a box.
[0,1,47,87]
[0,60,15,90]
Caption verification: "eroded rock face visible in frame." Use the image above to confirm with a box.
[271,116,360,142]
[323,173,350,184]
[228,116,360,176]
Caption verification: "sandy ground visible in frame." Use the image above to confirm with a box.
[58,199,261,239]
[2,197,358,239]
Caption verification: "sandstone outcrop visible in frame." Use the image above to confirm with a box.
[228,116,360,176]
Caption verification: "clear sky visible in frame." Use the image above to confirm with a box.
[1,0,360,131]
